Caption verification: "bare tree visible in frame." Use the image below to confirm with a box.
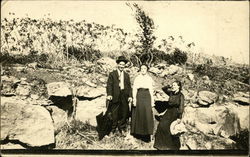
[127,3,156,66]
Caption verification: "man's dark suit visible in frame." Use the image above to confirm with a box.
[106,70,132,132]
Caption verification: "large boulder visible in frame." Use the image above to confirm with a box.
[76,86,105,99]
[212,107,240,138]
[149,67,161,75]
[1,75,20,96]
[75,96,106,126]
[165,65,183,76]
[84,80,98,88]
[15,81,32,97]
[0,143,25,149]
[234,106,249,131]
[183,106,240,138]
[159,65,183,77]
[45,106,68,134]
[12,66,26,72]
[232,92,249,105]
[226,103,249,131]
[197,91,218,106]
[180,126,236,150]
[47,82,73,112]
[47,82,72,97]
[182,89,197,103]
[1,97,54,147]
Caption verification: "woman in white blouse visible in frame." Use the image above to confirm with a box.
[130,64,154,142]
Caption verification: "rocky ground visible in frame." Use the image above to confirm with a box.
[0,57,249,150]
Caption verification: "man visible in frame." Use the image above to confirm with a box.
[106,56,132,134]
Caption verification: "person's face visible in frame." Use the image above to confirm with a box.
[140,65,148,75]
[118,61,126,72]
[172,82,180,92]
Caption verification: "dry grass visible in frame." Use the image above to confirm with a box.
[55,119,156,150]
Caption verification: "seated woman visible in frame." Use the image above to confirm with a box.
[153,81,184,150]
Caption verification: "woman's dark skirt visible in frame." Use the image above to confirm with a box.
[153,107,180,150]
[131,88,154,139]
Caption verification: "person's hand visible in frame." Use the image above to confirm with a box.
[107,95,112,101]
[133,98,136,107]
[128,97,133,103]
[151,100,155,108]
[176,118,181,123]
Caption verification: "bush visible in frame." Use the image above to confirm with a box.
[149,48,187,65]
[66,45,102,62]
[194,64,249,84]
[151,49,169,63]
[0,51,49,65]
[171,48,188,65]
[192,63,249,95]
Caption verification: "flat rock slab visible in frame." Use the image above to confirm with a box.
[76,86,105,98]
[47,82,72,97]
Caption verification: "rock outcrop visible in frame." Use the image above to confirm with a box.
[1,97,55,147]
[196,91,218,106]
[232,92,249,105]
[183,105,240,138]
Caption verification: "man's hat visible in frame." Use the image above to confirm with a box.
[116,56,128,64]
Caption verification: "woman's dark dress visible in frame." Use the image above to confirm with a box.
[131,88,154,141]
[153,86,184,150]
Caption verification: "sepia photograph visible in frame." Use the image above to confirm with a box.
[0,0,249,156]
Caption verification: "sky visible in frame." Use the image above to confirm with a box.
[1,0,249,64]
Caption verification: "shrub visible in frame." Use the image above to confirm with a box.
[151,49,169,64]
[194,64,249,84]
[55,120,97,149]
[149,48,187,65]
[171,48,188,65]
[0,51,49,65]
[66,45,102,62]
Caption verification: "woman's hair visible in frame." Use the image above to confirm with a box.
[173,80,182,91]
[139,64,149,71]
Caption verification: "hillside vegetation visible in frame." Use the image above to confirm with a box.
[0,14,249,151]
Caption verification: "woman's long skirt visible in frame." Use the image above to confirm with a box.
[131,88,154,136]
[153,107,180,150]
